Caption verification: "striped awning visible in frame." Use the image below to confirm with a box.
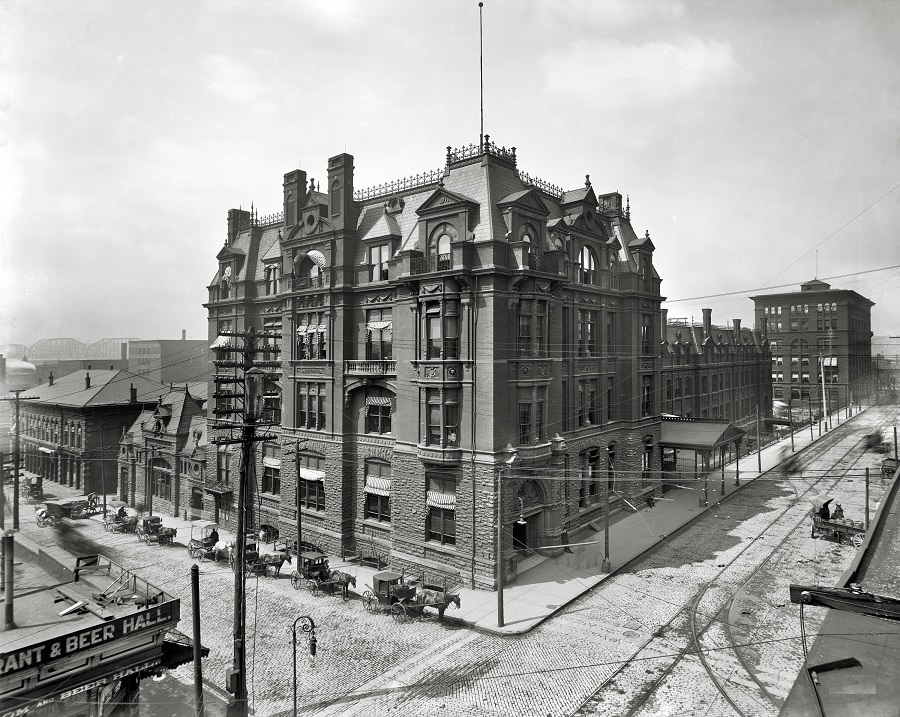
[366,321,392,332]
[298,467,325,482]
[426,491,456,510]
[365,476,392,497]
[365,396,392,406]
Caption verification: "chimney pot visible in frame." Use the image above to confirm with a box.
[49,372,54,386]
[85,373,91,389]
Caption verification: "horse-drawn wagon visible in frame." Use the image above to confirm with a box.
[307,568,356,600]
[290,551,331,589]
[136,515,177,546]
[811,508,866,547]
[361,571,461,623]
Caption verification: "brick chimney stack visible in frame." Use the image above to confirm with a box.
[702,308,712,341]
[49,372,54,386]
[85,373,91,389]
[130,384,137,403]
[733,318,742,342]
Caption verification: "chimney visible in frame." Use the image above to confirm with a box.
[702,308,712,341]
[182,329,186,341]
[130,383,137,403]
[49,372,54,386]
[109,365,113,370]
[733,318,742,343]
[85,372,91,389]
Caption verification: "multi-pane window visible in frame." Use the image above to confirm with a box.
[424,300,459,359]
[366,308,393,360]
[426,472,456,545]
[642,436,653,486]
[578,310,599,356]
[217,446,231,483]
[425,388,459,447]
[640,314,653,354]
[264,265,280,295]
[517,299,548,357]
[641,376,653,417]
[369,244,390,282]
[516,386,546,445]
[296,312,327,360]
[579,246,597,284]
[365,391,392,434]
[296,383,326,430]
[364,459,391,522]
[261,443,281,495]
[151,460,172,501]
[298,452,325,511]
[429,224,454,271]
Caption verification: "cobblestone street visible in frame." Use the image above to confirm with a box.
[12,408,896,716]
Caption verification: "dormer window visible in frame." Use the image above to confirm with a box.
[579,246,597,285]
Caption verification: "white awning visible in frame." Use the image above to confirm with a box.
[210,335,231,349]
[298,467,325,481]
[426,491,456,510]
[364,476,392,497]
[297,324,328,335]
[366,321,392,331]
[263,456,281,469]
[365,396,392,406]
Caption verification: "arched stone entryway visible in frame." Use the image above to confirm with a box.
[512,479,546,553]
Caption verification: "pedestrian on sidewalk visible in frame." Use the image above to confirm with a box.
[561,525,574,553]
[645,494,656,509]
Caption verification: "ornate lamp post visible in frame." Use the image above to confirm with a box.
[497,442,518,628]
[292,615,317,717]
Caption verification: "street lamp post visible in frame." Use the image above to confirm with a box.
[497,442,518,628]
[291,615,317,717]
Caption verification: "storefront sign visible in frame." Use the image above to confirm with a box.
[0,658,161,716]
[0,603,176,678]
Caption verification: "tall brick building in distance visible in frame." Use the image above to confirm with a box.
[202,138,665,590]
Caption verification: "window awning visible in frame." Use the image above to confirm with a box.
[365,396,392,406]
[660,420,746,451]
[298,467,325,481]
[204,485,233,495]
[426,491,456,510]
[366,321,393,331]
[210,335,232,349]
[365,476,392,496]
[263,456,281,468]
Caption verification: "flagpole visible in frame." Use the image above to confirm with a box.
[479,2,484,148]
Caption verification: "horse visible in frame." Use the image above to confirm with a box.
[261,552,292,578]
[327,570,357,599]
[416,588,462,622]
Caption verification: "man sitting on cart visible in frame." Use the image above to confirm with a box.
[116,506,128,521]
[207,528,220,546]
[831,504,845,520]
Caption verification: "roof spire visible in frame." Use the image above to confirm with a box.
[625,195,631,219]
[585,174,591,188]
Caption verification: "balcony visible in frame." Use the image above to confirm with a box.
[345,360,397,376]
[410,254,451,275]
[291,275,329,291]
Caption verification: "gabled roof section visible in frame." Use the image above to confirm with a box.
[216,244,246,261]
[560,182,597,208]
[629,229,656,253]
[416,186,479,216]
[497,187,550,216]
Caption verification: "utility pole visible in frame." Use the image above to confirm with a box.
[212,328,280,715]
[1,389,39,530]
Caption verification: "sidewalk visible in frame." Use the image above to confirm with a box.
[7,406,864,636]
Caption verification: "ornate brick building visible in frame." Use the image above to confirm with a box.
[202,139,665,590]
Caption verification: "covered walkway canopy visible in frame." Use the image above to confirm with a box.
[660,419,746,452]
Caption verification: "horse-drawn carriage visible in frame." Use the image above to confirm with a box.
[136,516,177,546]
[290,551,331,589]
[307,568,356,600]
[21,481,43,501]
[361,571,461,623]
[187,521,226,561]
[105,509,139,533]
[35,502,61,527]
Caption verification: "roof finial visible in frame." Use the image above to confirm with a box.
[645,229,651,240]
[625,194,631,219]
[585,174,591,188]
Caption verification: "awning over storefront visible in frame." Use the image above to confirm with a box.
[203,485,233,495]
[160,628,209,669]
[660,420,746,452]
[39,446,55,454]
[365,476,392,497]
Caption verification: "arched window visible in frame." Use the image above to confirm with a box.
[428,223,456,271]
[331,180,342,215]
[579,246,597,284]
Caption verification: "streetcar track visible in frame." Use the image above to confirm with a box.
[573,412,896,717]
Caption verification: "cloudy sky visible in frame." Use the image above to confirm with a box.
[2,0,899,352]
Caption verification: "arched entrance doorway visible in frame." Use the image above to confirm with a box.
[512,480,545,553]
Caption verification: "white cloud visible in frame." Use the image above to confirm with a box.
[201,54,264,105]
